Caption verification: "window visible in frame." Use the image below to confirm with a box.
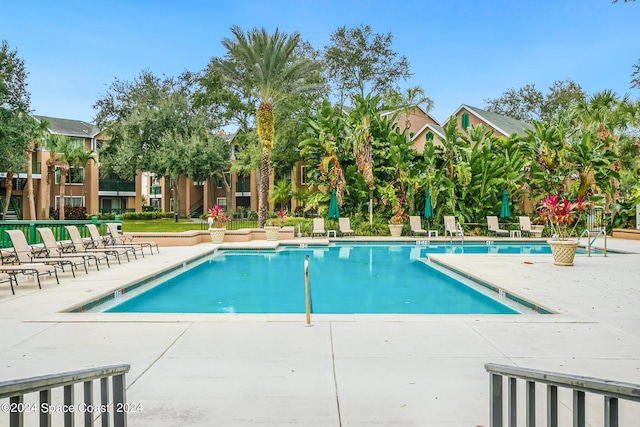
[216,197,227,211]
[280,170,292,182]
[461,112,470,129]
[54,196,85,209]
[55,166,84,185]
[300,165,308,185]
[426,132,434,142]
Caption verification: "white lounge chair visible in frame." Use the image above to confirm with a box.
[519,216,543,238]
[85,224,141,258]
[487,216,509,237]
[64,225,131,264]
[5,229,88,277]
[37,227,108,270]
[106,223,159,255]
[338,218,354,237]
[311,218,326,237]
[409,216,428,236]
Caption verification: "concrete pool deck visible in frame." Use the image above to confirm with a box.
[0,236,639,426]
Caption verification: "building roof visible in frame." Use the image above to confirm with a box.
[380,106,440,126]
[33,115,101,139]
[450,105,534,137]
[412,123,445,142]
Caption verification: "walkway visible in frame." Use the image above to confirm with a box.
[0,236,639,426]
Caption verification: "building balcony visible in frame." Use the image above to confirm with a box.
[235,182,251,194]
[99,180,136,196]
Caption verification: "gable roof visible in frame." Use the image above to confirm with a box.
[450,105,534,137]
[412,123,445,142]
[33,115,101,139]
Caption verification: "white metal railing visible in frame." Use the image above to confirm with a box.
[457,223,465,247]
[588,228,607,257]
[0,364,130,427]
[445,221,465,245]
[485,363,640,427]
[579,227,608,257]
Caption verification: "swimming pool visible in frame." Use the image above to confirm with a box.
[99,243,551,315]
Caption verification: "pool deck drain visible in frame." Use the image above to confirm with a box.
[1,236,639,425]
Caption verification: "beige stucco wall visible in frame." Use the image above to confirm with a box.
[127,226,295,246]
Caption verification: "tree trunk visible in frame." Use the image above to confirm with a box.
[256,100,274,229]
[171,176,180,219]
[43,161,54,219]
[258,147,269,228]
[59,163,68,221]
[26,143,36,220]
[214,171,232,213]
[3,169,14,220]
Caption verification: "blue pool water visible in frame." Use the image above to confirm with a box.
[104,243,545,315]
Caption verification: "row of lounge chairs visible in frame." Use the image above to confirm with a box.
[0,223,159,295]
[309,216,544,238]
[311,218,354,237]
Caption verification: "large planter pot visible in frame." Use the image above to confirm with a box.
[209,227,226,244]
[389,224,403,238]
[547,239,580,266]
[265,226,280,241]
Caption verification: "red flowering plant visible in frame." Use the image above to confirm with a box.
[208,205,229,229]
[277,209,287,226]
[537,194,586,240]
[390,197,407,225]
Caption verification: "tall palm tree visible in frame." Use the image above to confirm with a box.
[45,135,96,220]
[385,85,434,134]
[25,118,49,219]
[218,26,318,227]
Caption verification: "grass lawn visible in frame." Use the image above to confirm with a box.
[121,218,207,232]
[120,218,260,232]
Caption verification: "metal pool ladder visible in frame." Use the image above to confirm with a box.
[579,227,607,257]
[446,222,465,247]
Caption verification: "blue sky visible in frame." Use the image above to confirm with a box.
[4,0,639,125]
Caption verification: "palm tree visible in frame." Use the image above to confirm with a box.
[350,94,380,224]
[269,179,292,210]
[218,26,318,227]
[25,117,49,219]
[45,135,96,220]
[385,85,434,134]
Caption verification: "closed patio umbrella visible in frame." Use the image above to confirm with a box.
[424,188,434,235]
[328,189,340,219]
[499,189,511,219]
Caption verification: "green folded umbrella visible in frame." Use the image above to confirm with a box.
[328,189,340,219]
[424,188,434,220]
[499,189,511,219]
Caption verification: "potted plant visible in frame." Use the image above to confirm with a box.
[389,200,406,238]
[538,194,586,266]
[264,209,286,241]
[208,205,229,244]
